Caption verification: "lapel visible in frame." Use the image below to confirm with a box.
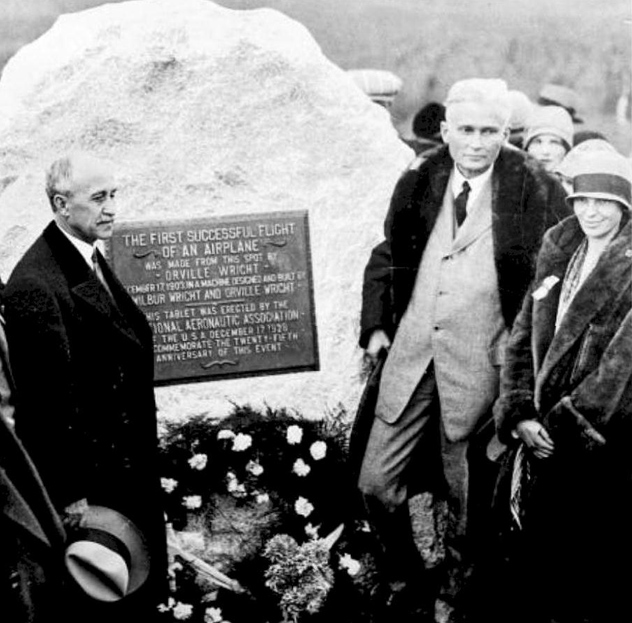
[536,218,632,388]
[0,469,51,545]
[43,223,143,349]
[490,147,546,325]
[421,148,521,266]
[490,149,526,260]
[0,315,15,388]
[452,174,493,252]
[409,147,453,258]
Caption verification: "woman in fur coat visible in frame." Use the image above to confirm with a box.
[492,150,632,623]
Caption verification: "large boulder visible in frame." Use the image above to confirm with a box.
[0,0,412,422]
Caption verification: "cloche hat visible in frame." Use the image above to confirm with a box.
[565,151,632,211]
[524,105,574,151]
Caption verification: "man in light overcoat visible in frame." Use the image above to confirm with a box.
[351,78,568,622]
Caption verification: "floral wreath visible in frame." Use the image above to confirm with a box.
[156,404,382,623]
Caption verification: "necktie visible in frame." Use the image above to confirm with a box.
[91,248,114,299]
[454,180,471,228]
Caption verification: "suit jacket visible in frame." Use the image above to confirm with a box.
[360,145,569,346]
[3,221,167,611]
[351,146,568,474]
[0,320,66,622]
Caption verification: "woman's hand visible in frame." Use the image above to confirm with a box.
[515,420,555,459]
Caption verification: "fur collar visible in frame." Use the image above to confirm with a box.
[393,145,561,326]
[534,217,632,390]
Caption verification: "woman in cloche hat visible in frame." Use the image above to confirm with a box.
[491,149,632,623]
[523,105,574,173]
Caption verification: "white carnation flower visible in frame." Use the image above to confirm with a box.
[188,453,208,470]
[292,458,311,477]
[286,424,303,445]
[255,492,270,504]
[309,441,327,461]
[217,429,235,440]
[161,477,178,493]
[339,553,361,576]
[232,433,252,452]
[246,460,264,476]
[226,473,246,497]
[295,496,314,517]
[205,607,224,623]
[304,523,320,539]
[173,602,194,620]
[182,495,202,510]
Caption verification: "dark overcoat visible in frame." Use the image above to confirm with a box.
[350,145,569,477]
[492,215,632,622]
[3,222,167,618]
[0,395,67,622]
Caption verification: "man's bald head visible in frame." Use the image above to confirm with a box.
[46,152,115,212]
[47,152,118,244]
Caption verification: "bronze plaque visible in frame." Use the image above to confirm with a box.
[107,211,319,384]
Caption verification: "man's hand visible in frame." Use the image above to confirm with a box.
[515,420,554,460]
[364,330,391,368]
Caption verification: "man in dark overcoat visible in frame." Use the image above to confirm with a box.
[0,297,67,622]
[3,152,167,622]
[351,78,568,622]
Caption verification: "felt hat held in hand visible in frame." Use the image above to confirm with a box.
[64,505,150,602]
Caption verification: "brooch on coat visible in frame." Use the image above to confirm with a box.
[532,275,560,301]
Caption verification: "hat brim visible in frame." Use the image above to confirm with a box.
[525,128,572,152]
[566,191,631,211]
[65,506,151,600]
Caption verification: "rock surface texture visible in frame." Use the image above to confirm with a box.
[0,0,412,422]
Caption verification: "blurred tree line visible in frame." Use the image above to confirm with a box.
[1,0,629,149]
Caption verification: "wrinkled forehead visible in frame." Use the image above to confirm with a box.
[445,101,508,128]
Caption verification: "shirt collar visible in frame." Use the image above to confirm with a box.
[55,222,98,267]
[451,163,494,199]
